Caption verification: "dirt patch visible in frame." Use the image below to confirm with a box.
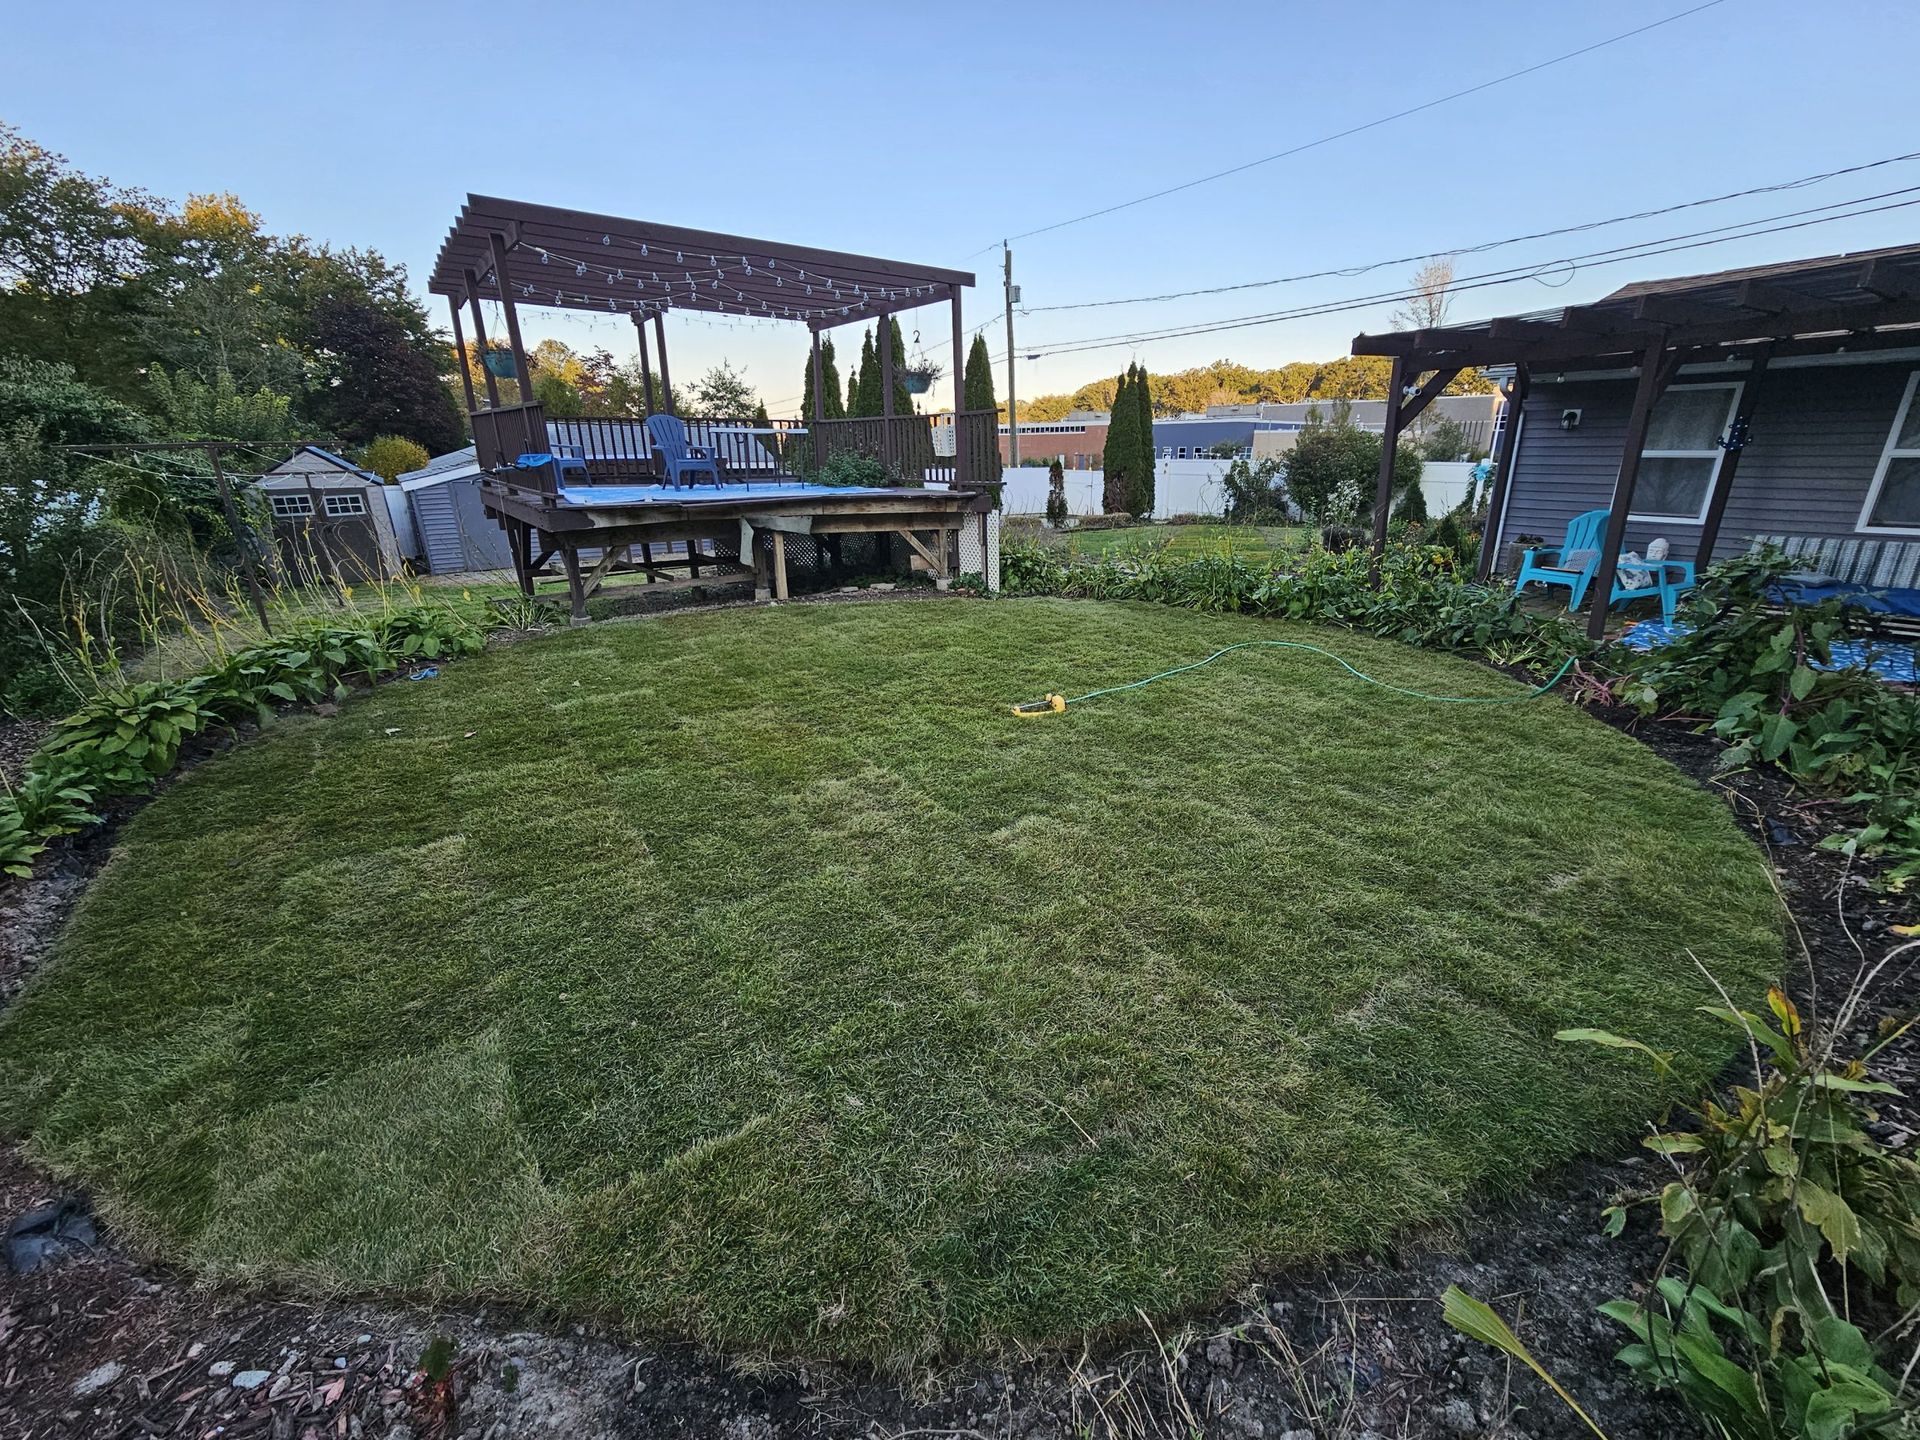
[2,631,1914,1440]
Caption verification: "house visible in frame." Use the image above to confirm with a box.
[997,411,1109,468]
[1350,243,1920,636]
[398,446,516,574]
[256,446,416,581]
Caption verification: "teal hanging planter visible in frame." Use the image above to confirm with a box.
[482,349,517,379]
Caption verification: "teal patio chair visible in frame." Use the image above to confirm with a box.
[644,415,722,489]
[1513,508,1693,623]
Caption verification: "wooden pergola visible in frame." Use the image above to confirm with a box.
[428,194,976,473]
[425,195,988,619]
[1351,243,1920,638]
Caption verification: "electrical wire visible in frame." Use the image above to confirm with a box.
[989,191,1920,363]
[967,0,1729,256]
[1019,151,1920,314]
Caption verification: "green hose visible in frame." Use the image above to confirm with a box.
[1014,642,1576,715]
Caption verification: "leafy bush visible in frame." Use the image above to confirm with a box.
[357,434,430,483]
[1621,547,1920,882]
[1221,456,1288,524]
[40,678,219,792]
[816,452,888,488]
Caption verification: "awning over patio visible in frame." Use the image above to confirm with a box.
[1347,242,1920,637]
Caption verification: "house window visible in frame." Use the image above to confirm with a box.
[1859,371,1920,533]
[269,494,313,518]
[324,493,368,517]
[1628,383,1741,523]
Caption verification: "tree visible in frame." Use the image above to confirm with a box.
[1129,362,1156,516]
[358,435,429,482]
[689,359,758,417]
[306,295,465,455]
[1045,458,1068,525]
[961,335,1001,480]
[1221,455,1287,523]
[1392,256,1456,333]
[1283,409,1419,529]
[145,365,293,443]
[1102,367,1136,513]
[853,328,881,417]
[887,316,912,416]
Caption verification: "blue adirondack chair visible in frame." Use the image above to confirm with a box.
[644,415,722,489]
[1513,508,1694,623]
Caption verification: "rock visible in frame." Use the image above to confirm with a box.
[1435,1397,1479,1435]
[72,1361,124,1398]
[231,1368,272,1389]
[1206,1336,1234,1369]
[1277,1430,1316,1440]
[207,1360,236,1378]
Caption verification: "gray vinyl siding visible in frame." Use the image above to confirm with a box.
[409,475,515,574]
[412,483,467,575]
[1500,360,1917,560]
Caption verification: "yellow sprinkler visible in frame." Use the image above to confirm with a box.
[1010,693,1067,718]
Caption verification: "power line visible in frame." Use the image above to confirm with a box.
[990,193,1920,363]
[1019,151,1920,314]
[966,0,1729,256]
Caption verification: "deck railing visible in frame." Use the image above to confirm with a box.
[469,407,813,486]
[811,410,1002,490]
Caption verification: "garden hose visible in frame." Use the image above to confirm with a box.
[1009,642,1576,717]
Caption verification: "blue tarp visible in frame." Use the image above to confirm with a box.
[1621,621,1917,684]
[1769,581,1920,619]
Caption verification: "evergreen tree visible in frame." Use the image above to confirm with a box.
[1102,368,1135,513]
[854,328,882,417]
[962,334,1003,482]
[888,316,912,416]
[799,347,816,421]
[846,369,859,417]
[822,337,845,420]
[1130,362,1157,516]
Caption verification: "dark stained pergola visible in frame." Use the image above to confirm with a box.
[1351,243,1920,638]
[428,194,975,471]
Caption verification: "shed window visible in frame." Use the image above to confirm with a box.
[1629,383,1740,523]
[269,494,313,518]
[1860,371,1920,533]
[324,493,368,517]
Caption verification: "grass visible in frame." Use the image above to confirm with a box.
[1054,522,1313,564]
[0,599,1783,1360]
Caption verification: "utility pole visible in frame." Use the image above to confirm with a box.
[1003,243,1019,468]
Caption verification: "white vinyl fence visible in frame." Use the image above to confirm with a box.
[1003,458,1479,521]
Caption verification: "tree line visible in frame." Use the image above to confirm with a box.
[1011,354,1494,423]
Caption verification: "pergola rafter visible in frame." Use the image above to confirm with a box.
[1350,242,1920,637]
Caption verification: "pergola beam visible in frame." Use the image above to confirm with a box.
[1586,335,1675,641]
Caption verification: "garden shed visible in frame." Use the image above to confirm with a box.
[399,446,516,575]
[256,446,414,581]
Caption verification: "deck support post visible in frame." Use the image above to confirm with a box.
[1587,334,1676,641]
[463,275,500,407]
[950,292,968,487]
[634,313,657,420]
[750,528,772,601]
[447,297,478,414]
[1695,344,1772,567]
[879,313,897,477]
[772,530,790,601]
[653,312,674,416]
[1476,365,1530,582]
[487,232,534,405]
[811,330,826,471]
[508,519,535,597]
[561,544,589,624]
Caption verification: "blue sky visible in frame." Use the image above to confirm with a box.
[5,0,1917,415]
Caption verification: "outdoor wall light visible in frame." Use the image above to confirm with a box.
[1560,408,1583,431]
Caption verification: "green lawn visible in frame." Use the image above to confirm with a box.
[1060,522,1313,563]
[0,599,1782,1360]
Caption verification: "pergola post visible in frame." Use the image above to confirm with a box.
[653,312,674,416]
[447,296,478,414]
[810,329,826,470]
[487,232,533,405]
[1368,356,1411,585]
[879,313,897,476]
[950,291,968,486]
[1587,335,1674,641]
[463,277,500,407]
[634,313,656,419]
[1695,344,1772,567]
[1367,359,1459,584]
[1475,364,1530,582]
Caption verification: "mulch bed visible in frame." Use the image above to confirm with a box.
[2,615,1915,1440]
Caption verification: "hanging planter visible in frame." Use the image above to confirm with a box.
[482,348,518,379]
[901,362,942,395]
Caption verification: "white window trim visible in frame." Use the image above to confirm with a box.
[1627,381,1743,524]
[270,494,313,518]
[1856,369,1920,536]
[324,492,368,517]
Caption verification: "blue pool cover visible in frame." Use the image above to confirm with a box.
[558,482,896,506]
[1622,620,1918,684]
